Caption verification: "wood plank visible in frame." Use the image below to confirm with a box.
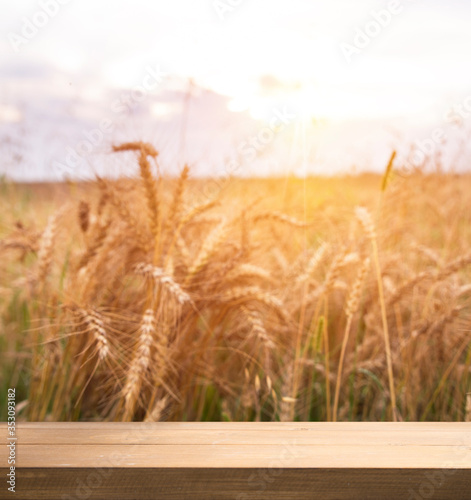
[0,423,469,499]
[2,443,470,469]
[1,423,469,446]
[5,428,471,446]
[2,468,469,500]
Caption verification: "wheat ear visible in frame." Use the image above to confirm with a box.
[78,201,90,233]
[122,309,155,421]
[37,211,60,287]
[80,309,109,361]
[135,263,190,305]
[112,142,160,248]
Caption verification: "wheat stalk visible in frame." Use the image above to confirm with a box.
[166,165,189,234]
[185,220,228,283]
[96,178,148,250]
[356,206,397,421]
[333,257,370,421]
[112,142,160,248]
[223,286,286,319]
[280,358,295,422]
[226,264,273,284]
[251,211,310,228]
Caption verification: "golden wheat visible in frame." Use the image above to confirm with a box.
[2,147,470,423]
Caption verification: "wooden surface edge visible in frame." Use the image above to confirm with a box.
[1,467,470,500]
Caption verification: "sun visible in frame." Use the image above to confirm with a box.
[226,80,355,124]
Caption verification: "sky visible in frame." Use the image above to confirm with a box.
[1,0,471,180]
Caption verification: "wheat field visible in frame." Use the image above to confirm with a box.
[1,143,470,422]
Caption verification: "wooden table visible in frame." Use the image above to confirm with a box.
[1,422,470,499]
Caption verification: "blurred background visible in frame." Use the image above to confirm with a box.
[1,0,471,181]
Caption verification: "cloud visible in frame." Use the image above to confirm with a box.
[0,59,56,79]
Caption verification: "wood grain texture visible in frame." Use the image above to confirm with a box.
[3,422,470,446]
[0,423,470,499]
[1,468,470,500]
[3,443,470,469]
